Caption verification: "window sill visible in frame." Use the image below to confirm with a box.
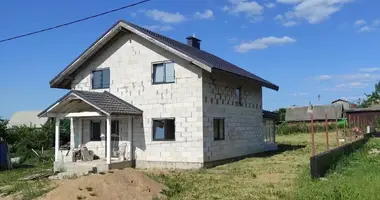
[213,139,225,141]
[152,139,176,142]
[152,82,175,85]
[91,87,110,90]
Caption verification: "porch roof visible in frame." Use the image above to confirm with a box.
[38,90,143,117]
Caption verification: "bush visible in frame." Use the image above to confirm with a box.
[277,121,347,135]
[6,125,54,159]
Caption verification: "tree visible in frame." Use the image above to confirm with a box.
[274,108,286,123]
[357,81,380,108]
[0,118,8,139]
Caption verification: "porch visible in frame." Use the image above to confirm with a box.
[38,90,143,172]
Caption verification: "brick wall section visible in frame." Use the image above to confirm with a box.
[71,33,204,166]
[202,70,264,162]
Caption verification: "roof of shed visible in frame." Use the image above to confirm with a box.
[50,20,279,91]
[8,110,48,128]
[38,90,143,117]
[285,104,344,121]
[345,105,380,113]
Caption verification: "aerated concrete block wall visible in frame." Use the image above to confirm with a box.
[202,71,265,162]
[71,33,204,168]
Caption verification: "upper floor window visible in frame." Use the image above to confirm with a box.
[92,69,110,89]
[152,62,175,84]
[235,87,242,106]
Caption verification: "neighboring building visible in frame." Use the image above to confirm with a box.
[38,20,279,171]
[344,105,380,126]
[285,104,344,122]
[8,110,48,128]
[331,99,356,109]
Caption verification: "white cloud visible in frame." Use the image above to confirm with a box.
[336,82,368,88]
[315,75,332,80]
[275,0,353,26]
[355,19,366,26]
[292,92,308,96]
[373,19,380,26]
[358,26,372,32]
[144,25,174,31]
[130,12,137,18]
[275,14,298,26]
[359,68,380,73]
[355,19,380,33]
[223,0,264,20]
[145,9,185,23]
[265,3,276,8]
[194,9,214,19]
[234,36,296,52]
[324,82,368,91]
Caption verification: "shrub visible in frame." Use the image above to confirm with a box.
[277,121,347,135]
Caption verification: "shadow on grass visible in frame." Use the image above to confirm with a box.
[254,144,306,158]
[205,143,306,168]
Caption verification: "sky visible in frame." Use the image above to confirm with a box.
[1,0,380,118]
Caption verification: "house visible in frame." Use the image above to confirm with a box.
[331,99,356,109]
[8,110,48,128]
[38,20,279,171]
[285,104,344,122]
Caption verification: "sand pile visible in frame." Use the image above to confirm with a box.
[39,168,167,200]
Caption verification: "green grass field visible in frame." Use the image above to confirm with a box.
[294,137,380,200]
[0,158,54,200]
[146,133,379,200]
[1,133,378,200]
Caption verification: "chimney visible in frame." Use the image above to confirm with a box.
[186,34,201,49]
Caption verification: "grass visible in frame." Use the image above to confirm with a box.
[293,137,380,200]
[145,132,339,200]
[0,161,54,200]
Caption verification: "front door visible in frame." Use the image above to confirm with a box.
[104,120,120,157]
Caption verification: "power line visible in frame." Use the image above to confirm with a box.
[0,0,152,44]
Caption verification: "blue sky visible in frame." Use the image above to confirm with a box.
[1,0,380,118]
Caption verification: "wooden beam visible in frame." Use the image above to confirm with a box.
[65,112,104,118]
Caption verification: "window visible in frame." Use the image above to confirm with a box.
[213,118,225,140]
[111,120,119,135]
[235,87,242,106]
[152,62,175,84]
[152,119,175,141]
[91,121,101,141]
[92,69,110,89]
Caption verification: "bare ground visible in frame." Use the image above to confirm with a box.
[38,168,167,200]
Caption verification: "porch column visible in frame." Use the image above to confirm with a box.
[106,115,112,164]
[70,118,75,150]
[128,116,133,160]
[78,118,82,147]
[55,116,60,162]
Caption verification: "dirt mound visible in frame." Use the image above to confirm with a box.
[39,168,167,200]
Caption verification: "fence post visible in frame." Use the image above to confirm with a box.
[336,118,339,146]
[325,113,329,150]
[312,117,316,156]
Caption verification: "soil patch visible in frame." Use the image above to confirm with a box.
[39,168,167,200]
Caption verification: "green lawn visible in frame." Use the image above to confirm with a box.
[144,133,336,200]
[145,133,379,200]
[294,137,380,200]
[0,159,54,200]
